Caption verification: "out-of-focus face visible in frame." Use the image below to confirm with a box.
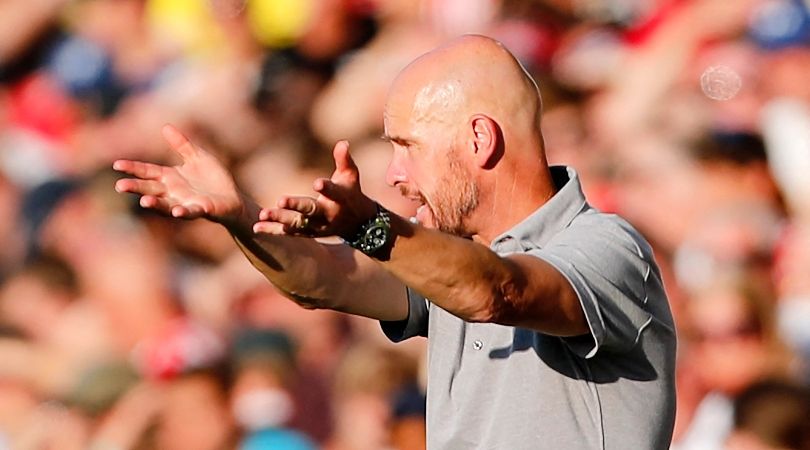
[230,365,296,432]
[156,374,233,450]
[0,378,38,434]
[688,287,768,395]
[0,273,67,339]
[383,82,479,236]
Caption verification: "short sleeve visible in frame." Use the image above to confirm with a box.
[531,217,664,358]
[380,287,429,342]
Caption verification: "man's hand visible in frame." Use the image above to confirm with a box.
[254,140,377,238]
[114,128,409,322]
[113,125,245,225]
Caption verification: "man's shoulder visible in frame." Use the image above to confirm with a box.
[554,207,652,255]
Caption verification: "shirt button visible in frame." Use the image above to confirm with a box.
[472,340,483,350]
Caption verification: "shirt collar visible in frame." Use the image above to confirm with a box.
[490,165,588,251]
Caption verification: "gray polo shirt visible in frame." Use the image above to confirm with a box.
[382,166,676,450]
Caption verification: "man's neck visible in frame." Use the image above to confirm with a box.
[472,162,557,245]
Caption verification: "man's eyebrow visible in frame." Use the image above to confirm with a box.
[380,134,413,146]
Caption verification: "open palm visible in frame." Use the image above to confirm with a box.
[113,125,244,223]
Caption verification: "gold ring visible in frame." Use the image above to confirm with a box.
[299,216,309,229]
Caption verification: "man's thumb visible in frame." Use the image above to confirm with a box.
[332,140,358,176]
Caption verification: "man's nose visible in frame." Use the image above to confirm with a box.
[385,159,408,187]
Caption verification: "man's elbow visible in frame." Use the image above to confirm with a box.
[466,278,583,335]
[446,286,496,323]
[465,302,497,323]
[464,280,523,324]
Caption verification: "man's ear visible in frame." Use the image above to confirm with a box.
[470,114,502,169]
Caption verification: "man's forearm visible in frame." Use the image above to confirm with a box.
[379,216,514,322]
[375,215,586,335]
[225,199,408,321]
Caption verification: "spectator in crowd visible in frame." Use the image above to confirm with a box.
[726,380,810,450]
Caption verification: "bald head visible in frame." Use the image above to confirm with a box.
[385,35,543,149]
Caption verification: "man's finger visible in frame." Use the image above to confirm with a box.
[261,207,308,229]
[115,179,166,196]
[258,208,277,222]
[161,124,198,160]
[253,221,286,235]
[255,209,315,237]
[171,204,205,219]
[278,195,320,217]
[171,205,189,218]
[332,140,358,176]
[139,195,172,213]
[112,160,164,180]
[313,179,348,202]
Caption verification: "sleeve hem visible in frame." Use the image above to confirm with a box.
[380,287,429,342]
[534,252,605,359]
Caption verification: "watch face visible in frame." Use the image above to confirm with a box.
[365,225,388,251]
[347,206,392,256]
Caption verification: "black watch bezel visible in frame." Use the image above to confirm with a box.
[343,204,392,257]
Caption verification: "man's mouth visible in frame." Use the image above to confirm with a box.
[398,186,435,227]
[401,191,433,226]
[415,200,433,227]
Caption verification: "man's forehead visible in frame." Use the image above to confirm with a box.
[382,91,412,131]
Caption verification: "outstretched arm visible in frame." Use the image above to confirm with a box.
[113,125,407,321]
[376,218,588,336]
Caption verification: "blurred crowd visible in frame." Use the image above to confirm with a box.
[1,0,809,449]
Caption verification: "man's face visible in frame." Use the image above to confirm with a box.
[383,95,479,236]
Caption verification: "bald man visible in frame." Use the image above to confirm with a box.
[114,35,676,449]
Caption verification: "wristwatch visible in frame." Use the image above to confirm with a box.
[343,203,393,258]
